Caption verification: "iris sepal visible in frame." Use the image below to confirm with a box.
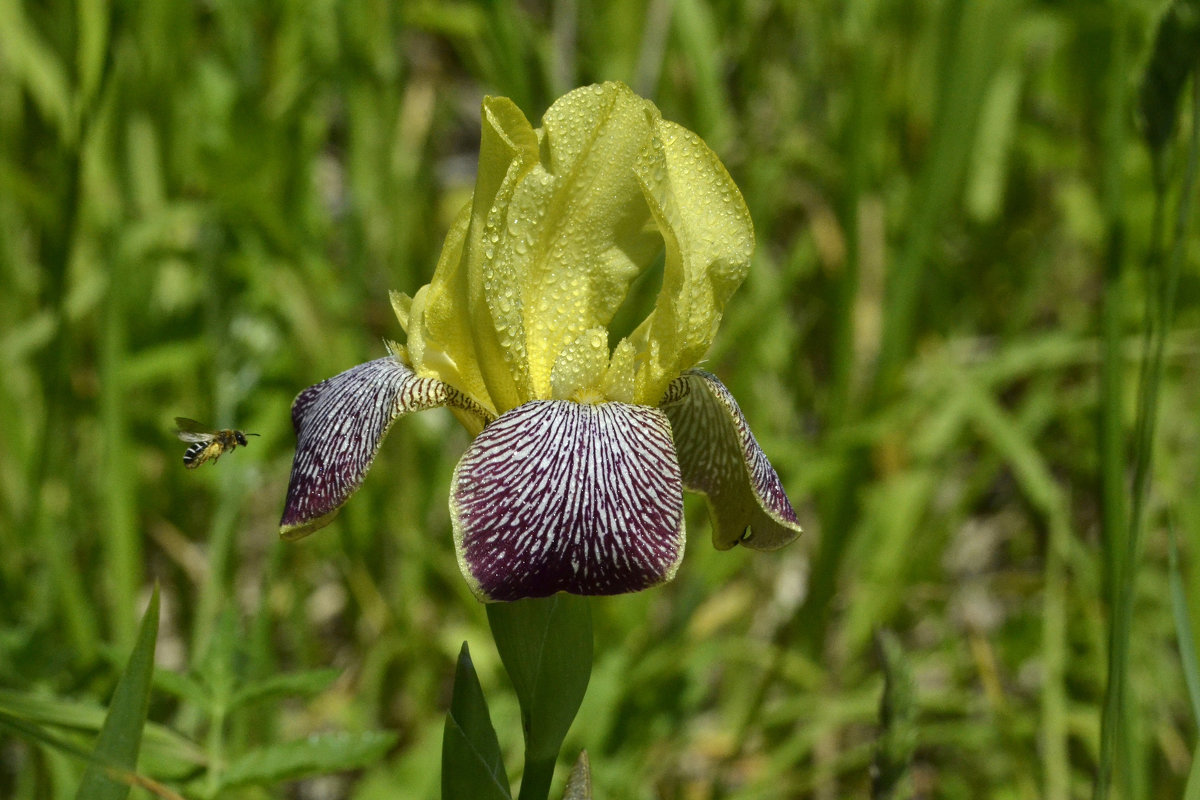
[660,370,802,551]
[450,400,685,601]
[280,352,492,540]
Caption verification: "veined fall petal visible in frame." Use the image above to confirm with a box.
[280,352,492,540]
[450,400,685,601]
[660,370,802,551]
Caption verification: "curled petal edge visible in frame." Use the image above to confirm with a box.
[279,352,492,540]
[660,370,802,551]
[450,400,685,602]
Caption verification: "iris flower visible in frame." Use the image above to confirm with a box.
[280,82,801,601]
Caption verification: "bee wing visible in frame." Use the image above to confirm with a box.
[175,417,217,442]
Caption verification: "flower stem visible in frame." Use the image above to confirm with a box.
[487,595,593,800]
[518,755,557,800]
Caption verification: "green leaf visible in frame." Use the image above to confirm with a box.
[75,0,110,111]
[1169,524,1200,726]
[561,751,591,800]
[150,668,209,708]
[228,668,342,711]
[1139,0,1200,153]
[487,595,592,800]
[76,588,160,800]
[871,631,916,800]
[0,690,205,779]
[442,643,511,800]
[220,731,398,789]
[0,0,74,138]
[196,607,240,703]
[1186,735,1200,800]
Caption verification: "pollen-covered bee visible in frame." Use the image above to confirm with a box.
[175,417,260,468]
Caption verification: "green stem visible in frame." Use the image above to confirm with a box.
[487,595,592,800]
[1094,4,1131,797]
[1097,26,1200,800]
[518,756,557,800]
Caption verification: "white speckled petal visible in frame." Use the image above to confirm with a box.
[451,401,685,601]
[280,355,491,540]
[660,370,801,551]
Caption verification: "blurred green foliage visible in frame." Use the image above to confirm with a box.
[1,0,1199,797]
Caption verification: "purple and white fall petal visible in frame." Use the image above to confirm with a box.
[280,355,488,540]
[450,400,686,601]
[660,370,802,551]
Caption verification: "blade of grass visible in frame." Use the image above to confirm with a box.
[670,0,731,146]
[0,711,187,800]
[871,0,1007,399]
[99,243,139,647]
[1169,522,1200,726]
[1187,739,1200,800]
[76,588,159,800]
[218,732,398,790]
[1094,1,1132,796]
[870,631,916,800]
[1098,17,1200,799]
[1096,1,1130,612]
[632,0,672,98]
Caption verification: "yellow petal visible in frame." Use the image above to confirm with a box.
[502,83,663,400]
[389,290,412,332]
[550,327,610,403]
[418,99,540,415]
[603,338,636,404]
[405,208,498,417]
[630,119,755,405]
[401,82,753,416]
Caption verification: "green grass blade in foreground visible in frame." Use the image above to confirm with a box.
[1188,736,1200,800]
[1099,19,1200,799]
[0,688,205,778]
[1094,1,1133,796]
[443,643,512,800]
[487,595,592,800]
[76,587,160,800]
[0,711,188,800]
[1169,523,1200,725]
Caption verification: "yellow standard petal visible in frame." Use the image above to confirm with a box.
[402,82,753,417]
[628,118,755,406]
[418,100,540,415]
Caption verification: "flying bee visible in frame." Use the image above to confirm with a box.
[175,417,260,469]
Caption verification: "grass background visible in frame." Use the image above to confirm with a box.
[2,0,1199,797]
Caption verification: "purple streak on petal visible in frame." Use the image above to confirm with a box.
[451,401,685,601]
[280,356,486,540]
[660,370,801,551]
